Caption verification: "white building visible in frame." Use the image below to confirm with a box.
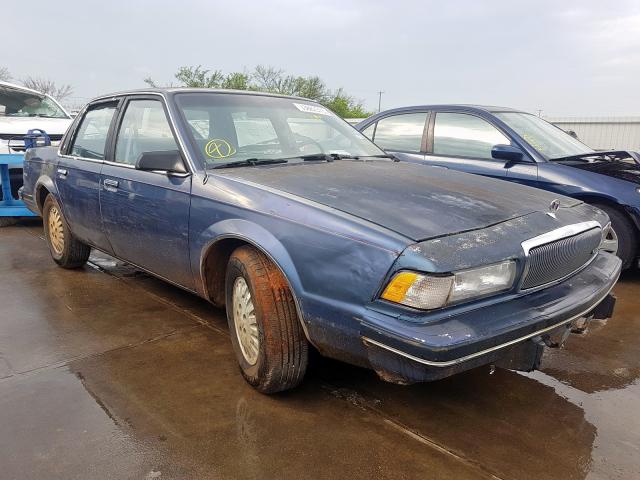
[547,117,640,152]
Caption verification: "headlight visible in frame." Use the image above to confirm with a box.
[381,260,516,310]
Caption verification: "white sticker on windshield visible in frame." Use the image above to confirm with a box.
[293,102,331,116]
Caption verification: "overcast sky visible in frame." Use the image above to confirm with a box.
[2,0,639,116]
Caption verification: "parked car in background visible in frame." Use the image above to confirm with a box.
[357,105,640,269]
[21,89,620,392]
[0,81,72,199]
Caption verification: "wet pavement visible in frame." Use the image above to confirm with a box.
[1,220,639,480]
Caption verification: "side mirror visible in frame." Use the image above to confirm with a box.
[136,150,187,174]
[491,144,525,162]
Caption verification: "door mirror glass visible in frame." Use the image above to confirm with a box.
[491,144,525,162]
[135,150,187,173]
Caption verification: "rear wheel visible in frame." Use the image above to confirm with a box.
[43,195,91,269]
[225,245,308,393]
[593,203,637,269]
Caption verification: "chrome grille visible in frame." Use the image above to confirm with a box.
[521,227,602,290]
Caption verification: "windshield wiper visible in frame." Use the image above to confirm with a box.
[298,153,335,162]
[361,153,399,161]
[209,158,289,169]
[298,153,385,161]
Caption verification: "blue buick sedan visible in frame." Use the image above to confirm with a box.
[357,106,640,269]
[22,90,620,392]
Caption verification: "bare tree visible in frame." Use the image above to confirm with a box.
[21,76,74,101]
[0,66,11,82]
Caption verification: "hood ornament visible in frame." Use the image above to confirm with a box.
[547,199,561,218]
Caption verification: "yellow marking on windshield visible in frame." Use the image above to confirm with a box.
[205,139,236,159]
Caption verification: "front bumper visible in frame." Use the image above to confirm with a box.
[360,251,621,382]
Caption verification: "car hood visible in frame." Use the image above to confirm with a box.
[0,116,72,135]
[217,160,581,241]
[552,157,640,184]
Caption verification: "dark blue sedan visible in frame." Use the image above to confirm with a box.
[357,106,640,268]
[21,91,620,392]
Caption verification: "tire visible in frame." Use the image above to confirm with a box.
[0,217,18,227]
[42,195,91,269]
[225,245,308,393]
[593,203,637,269]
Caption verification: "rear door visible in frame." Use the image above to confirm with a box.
[100,96,194,289]
[57,100,119,251]
[425,111,512,180]
[361,111,429,163]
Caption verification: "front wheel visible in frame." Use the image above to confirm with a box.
[225,245,308,393]
[43,195,91,269]
[593,203,637,269]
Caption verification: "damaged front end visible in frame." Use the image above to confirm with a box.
[359,209,621,385]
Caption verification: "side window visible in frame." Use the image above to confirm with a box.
[115,99,178,165]
[433,113,510,160]
[372,113,428,152]
[70,104,117,159]
[361,122,375,140]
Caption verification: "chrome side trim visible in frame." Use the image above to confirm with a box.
[58,154,103,164]
[518,220,602,292]
[361,273,618,368]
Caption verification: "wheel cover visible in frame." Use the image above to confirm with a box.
[232,276,259,365]
[48,205,65,255]
[601,227,619,255]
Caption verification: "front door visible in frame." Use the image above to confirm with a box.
[99,97,194,289]
[56,101,118,251]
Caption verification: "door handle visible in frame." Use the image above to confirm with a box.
[103,179,119,190]
[57,168,68,177]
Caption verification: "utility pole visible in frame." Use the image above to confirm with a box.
[377,91,384,112]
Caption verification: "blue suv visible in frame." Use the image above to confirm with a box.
[357,105,640,269]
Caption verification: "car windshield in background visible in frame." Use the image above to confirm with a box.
[174,92,384,168]
[0,88,69,119]
[494,112,593,160]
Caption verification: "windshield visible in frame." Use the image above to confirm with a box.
[174,92,384,168]
[494,112,592,160]
[0,88,69,119]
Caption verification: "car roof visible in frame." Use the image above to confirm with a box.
[0,80,48,97]
[373,104,529,115]
[90,87,316,103]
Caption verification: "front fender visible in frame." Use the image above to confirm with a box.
[193,218,303,301]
